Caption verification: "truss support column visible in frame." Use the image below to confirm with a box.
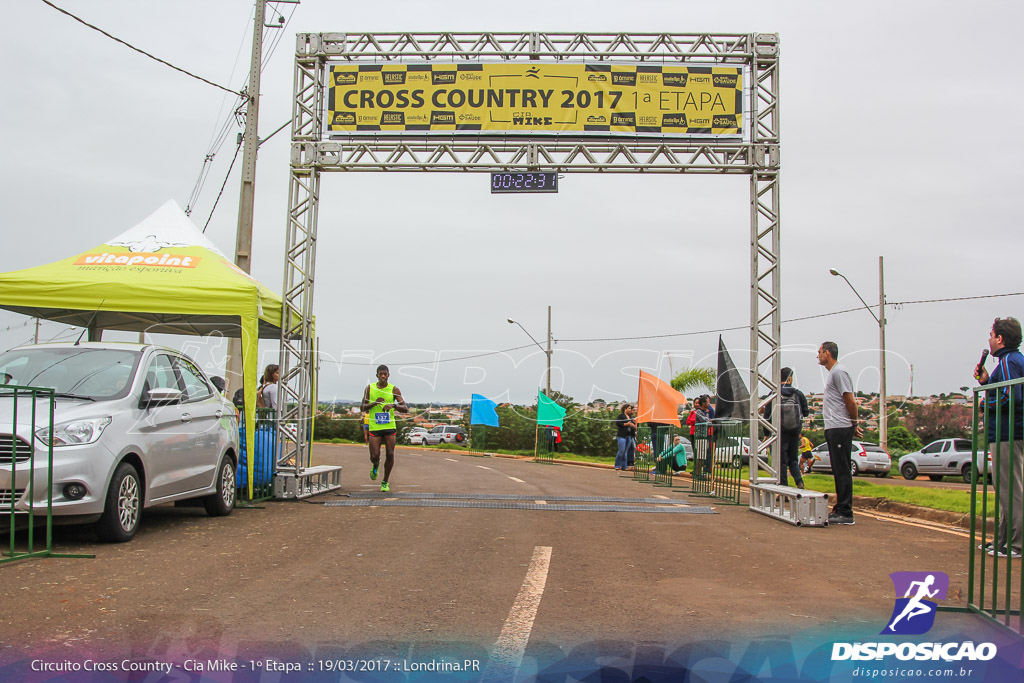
[749,33,782,486]
[277,40,326,472]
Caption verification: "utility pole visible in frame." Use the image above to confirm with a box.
[546,305,552,397]
[33,318,39,344]
[878,256,887,452]
[225,0,267,392]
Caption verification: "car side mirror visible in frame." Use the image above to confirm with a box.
[143,387,183,406]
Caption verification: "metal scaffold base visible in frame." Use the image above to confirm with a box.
[273,465,343,499]
[749,483,829,527]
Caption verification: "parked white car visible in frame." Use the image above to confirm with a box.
[0,343,238,542]
[403,426,429,445]
[899,438,984,483]
[803,440,891,477]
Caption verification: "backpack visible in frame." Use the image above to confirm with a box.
[780,391,802,432]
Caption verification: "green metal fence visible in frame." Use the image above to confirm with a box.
[533,425,555,464]
[650,426,685,489]
[961,377,1023,635]
[684,420,743,504]
[2,385,91,565]
[631,425,653,483]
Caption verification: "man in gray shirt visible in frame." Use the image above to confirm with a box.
[818,341,862,525]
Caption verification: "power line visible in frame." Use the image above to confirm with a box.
[39,0,241,96]
[314,291,1024,367]
[555,291,1024,343]
[202,138,244,233]
[891,292,1024,306]
[319,344,538,367]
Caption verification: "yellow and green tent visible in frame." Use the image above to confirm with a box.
[0,200,304,498]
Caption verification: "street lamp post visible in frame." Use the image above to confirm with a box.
[508,306,552,396]
[830,257,887,451]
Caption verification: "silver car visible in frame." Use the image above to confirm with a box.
[0,343,239,542]
[423,425,468,445]
[804,440,892,477]
[899,438,980,483]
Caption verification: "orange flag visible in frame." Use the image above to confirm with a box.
[636,370,688,426]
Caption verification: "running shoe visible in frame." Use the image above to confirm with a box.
[986,546,1022,559]
[370,465,378,481]
[380,481,390,493]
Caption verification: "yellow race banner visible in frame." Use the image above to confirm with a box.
[327,63,743,136]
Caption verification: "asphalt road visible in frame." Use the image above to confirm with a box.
[0,443,1011,680]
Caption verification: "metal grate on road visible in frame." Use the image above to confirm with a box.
[324,499,715,514]
[345,492,693,504]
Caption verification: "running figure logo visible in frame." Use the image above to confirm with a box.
[882,571,949,635]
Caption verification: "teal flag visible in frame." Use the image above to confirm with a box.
[470,394,500,427]
[537,390,566,427]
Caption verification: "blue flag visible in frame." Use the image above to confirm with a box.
[470,394,500,427]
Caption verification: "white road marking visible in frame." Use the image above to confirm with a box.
[477,465,493,470]
[445,458,459,463]
[507,476,525,483]
[486,546,552,681]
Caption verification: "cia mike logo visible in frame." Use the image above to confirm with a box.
[882,571,949,635]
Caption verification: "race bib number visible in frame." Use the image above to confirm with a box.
[374,412,391,425]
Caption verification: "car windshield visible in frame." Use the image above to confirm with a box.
[0,347,142,400]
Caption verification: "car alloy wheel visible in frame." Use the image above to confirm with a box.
[204,455,237,517]
[95,462,142,543]
[117,473,140,531]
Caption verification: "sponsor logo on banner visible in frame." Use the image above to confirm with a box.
[74,253,200,268]
[432,71,457,85]
[381,111,406,125]
[333,112,356,125]
[830,571,997,663]
[661,113,688,128]
[586,115,607,123]
[382,71,406,85]
[587,73,608,82]
[713,114,738,128]
[611,112,636,127]
[713,73,739,87]
[431,111,456,125]
[334,72,357,85]
[662,73,689,87]
[611,72,637,86]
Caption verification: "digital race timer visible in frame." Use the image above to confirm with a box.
[490,172,558,194]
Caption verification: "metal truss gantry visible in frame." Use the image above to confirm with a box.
[277,32,784,512]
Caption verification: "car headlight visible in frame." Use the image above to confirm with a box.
[36,417,113,447]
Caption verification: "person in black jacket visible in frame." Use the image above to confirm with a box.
[764,367,809,488]
[614,404,637,470]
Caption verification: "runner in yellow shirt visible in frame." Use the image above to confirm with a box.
[799,435,815,474]
[360,365,409,493]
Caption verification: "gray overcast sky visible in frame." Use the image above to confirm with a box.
[2,0,1022,405]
